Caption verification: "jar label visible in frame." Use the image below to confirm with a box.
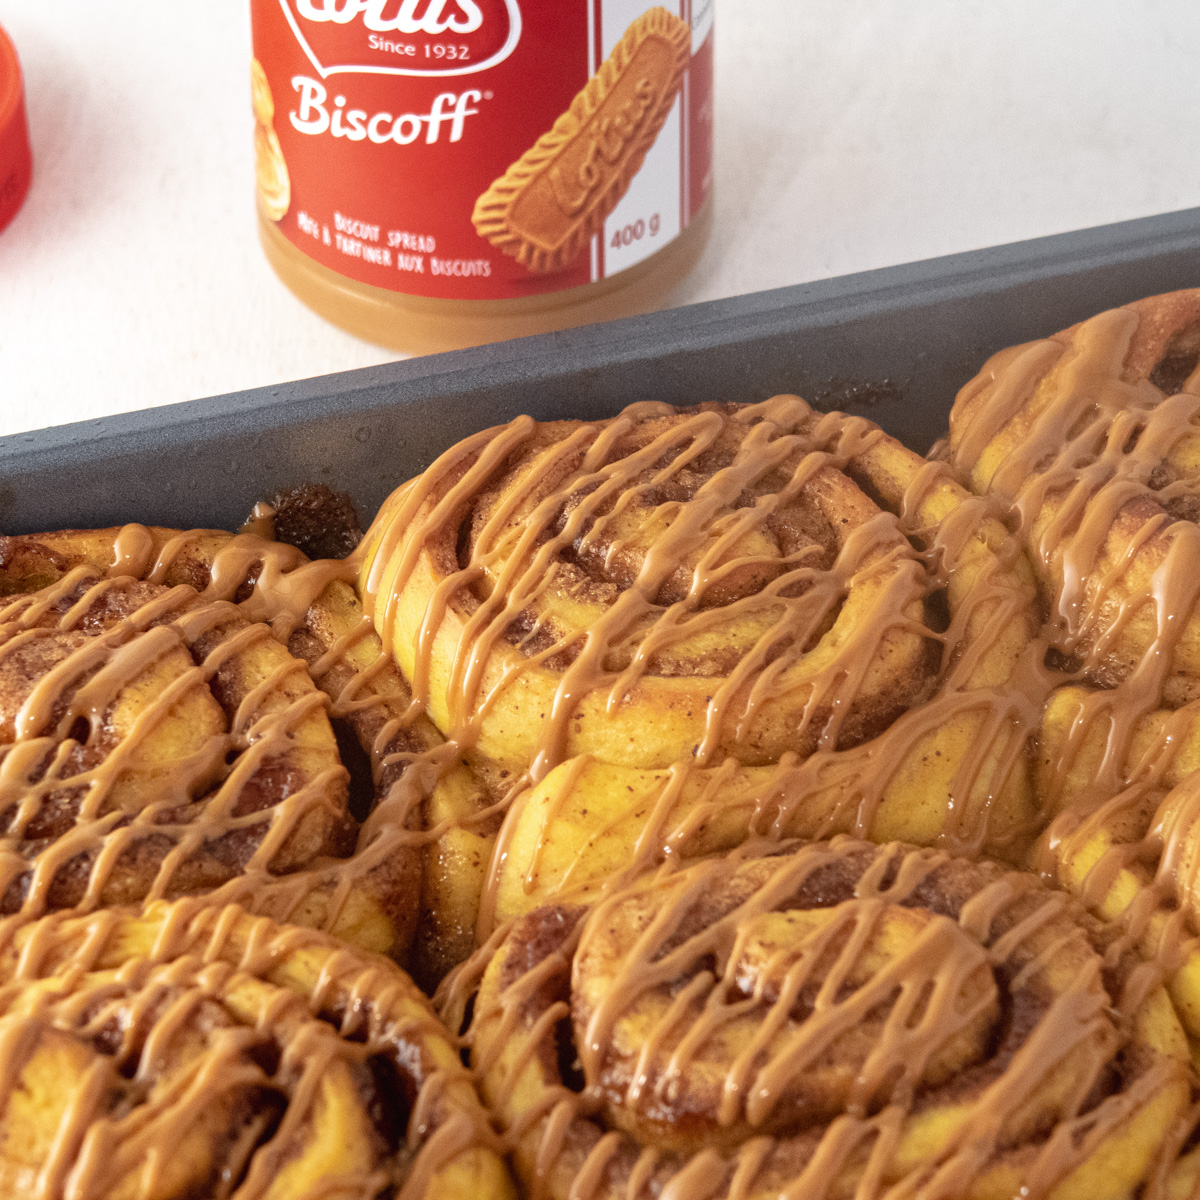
[250,0,713,300]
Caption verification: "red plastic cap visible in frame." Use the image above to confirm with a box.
[0,23,31,234]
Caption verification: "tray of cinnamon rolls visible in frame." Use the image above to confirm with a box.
[4,206,1200,1198]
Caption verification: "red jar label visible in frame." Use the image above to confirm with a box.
[250,0,713,300]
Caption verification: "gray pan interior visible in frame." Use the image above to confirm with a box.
[3,205,1200,536]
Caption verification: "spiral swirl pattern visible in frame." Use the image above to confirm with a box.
[360,399,1049,971]
[360,398,951,774]
[947,289,1200,706]
[0,899,511,1199]
[0,523,433,961]
[470,837,1189,1200]
[945,290,1200,1039]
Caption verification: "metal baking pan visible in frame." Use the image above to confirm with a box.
[4,205,1200,536]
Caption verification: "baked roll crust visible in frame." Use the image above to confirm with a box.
[947,289,1200,704]
[359,398,1050,976]
[0,524,428,960]
[0,899,512,1199]
[360,398,948,773]
[944,291,1200,1042]
[467,837,1189,1200]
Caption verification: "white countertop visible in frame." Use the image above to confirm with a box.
[1,0,1198,440]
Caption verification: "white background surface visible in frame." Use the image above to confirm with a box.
[1,1,1199,439]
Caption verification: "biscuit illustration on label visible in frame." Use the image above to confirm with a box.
[252,58,290,222]
[472,7,691,275]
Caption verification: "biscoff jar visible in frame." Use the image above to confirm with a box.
[250,0,713,354]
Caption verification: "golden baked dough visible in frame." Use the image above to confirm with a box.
[944,290,1200,1041]
[0,898,512,1199]
[0,524,427,961]
[467,836,1189,1200]
[360,400,1056,974]
[12,293,1200,1196]
[360,399,948,773]
[948,290,1200,704]
[356,399,1048,959]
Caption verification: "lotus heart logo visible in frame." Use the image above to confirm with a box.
[278,0,523,78]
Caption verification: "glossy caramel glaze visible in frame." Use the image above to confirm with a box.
[12,293,1200,1195]
[0,897,511,1199]
[944,290,1200,1040]
[359,399,950,774]
[0,525,441,962]
[355,397,1060,983]
[468,836,1190,1200]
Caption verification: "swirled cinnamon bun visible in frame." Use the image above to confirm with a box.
[1032,726,1200,1038]
[947,289,1200,705]
[0,522,430,960]
[943,291,1200,1042]
[0,899,512,1198]
[467,837,1189,1200]
[359,399,1049,973]
[361,398,951,773]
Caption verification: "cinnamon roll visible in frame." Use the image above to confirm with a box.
[0,899,512,1198]
[0,522,428,960]
[946,289,1200,705]
[943,291,1200,1039]
[358,399,1053,973]
[360,399,951,774]
[467,837,1189,1200]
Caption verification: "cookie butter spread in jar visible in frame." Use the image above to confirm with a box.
[251,0,714,353]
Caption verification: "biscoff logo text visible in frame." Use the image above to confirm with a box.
[290,76,483,143]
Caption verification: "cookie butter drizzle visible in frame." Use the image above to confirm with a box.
[0,897,498,1198]
[0,515,498,934]
[355,397,1062,949]
[7,325,1200,1194]
[0,531,507,1194]
[362,399,950,773]
[943,298,1200,1003]
[350,380,1200,1193]
[468,837,1188,1200]
[0,555,349,913]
